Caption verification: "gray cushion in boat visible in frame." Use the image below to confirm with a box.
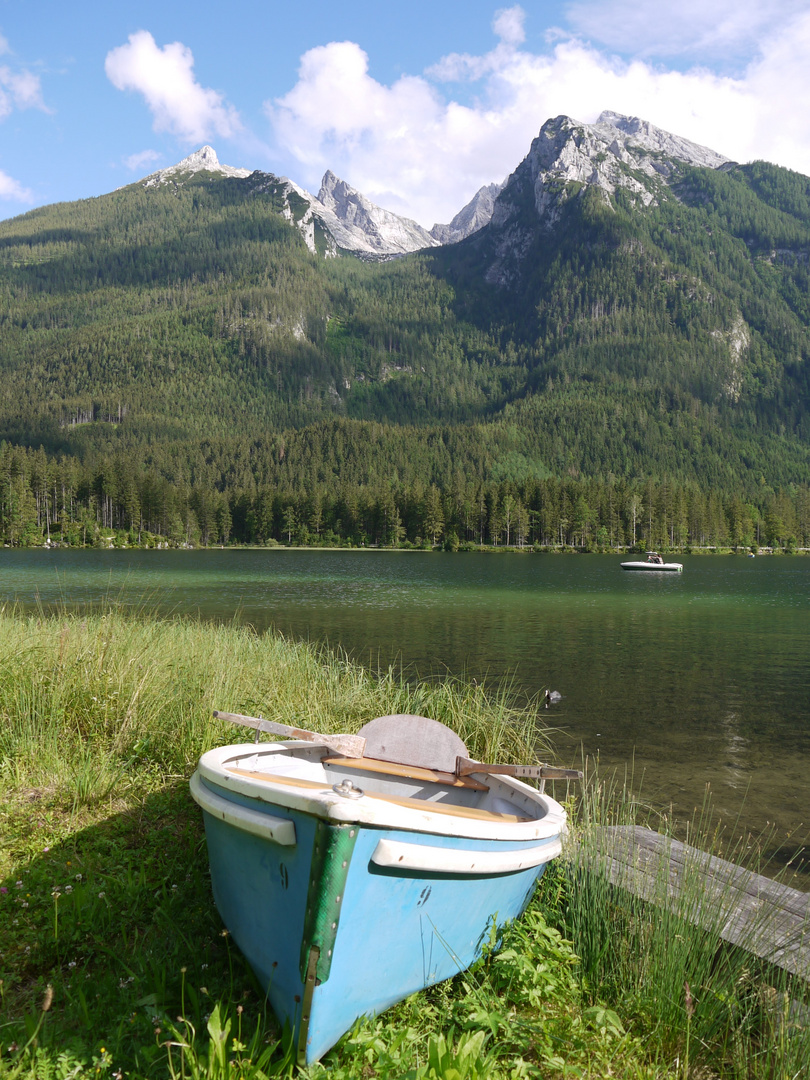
[357,714,469,773]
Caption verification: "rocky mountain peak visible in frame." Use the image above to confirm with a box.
[316,171,438,254]
[484,111,731,285]
[142,146,252,188]
[431,181,506,245]
[595,111,730,170]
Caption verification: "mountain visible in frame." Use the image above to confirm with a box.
[139,149,440,258]
[1,109,809,548]
[430,181,505,244]
[482,110,732,285]
[316,170,438,254]
[141,145,253,186]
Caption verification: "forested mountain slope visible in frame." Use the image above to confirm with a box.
[0,112,809,549]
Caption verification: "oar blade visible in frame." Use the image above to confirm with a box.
[213,710,366,758]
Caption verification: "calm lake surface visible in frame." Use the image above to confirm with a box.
[3,548,809,852]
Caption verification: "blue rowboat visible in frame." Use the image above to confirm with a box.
[190,713,568,1064]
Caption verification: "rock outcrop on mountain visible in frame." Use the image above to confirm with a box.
[316,171,438,254]
[430,181,505,244]
[245,170,440,258]
[142,145,252,187]
[141,112,732,264]
[482,111,731,285]
[141,152,439,257]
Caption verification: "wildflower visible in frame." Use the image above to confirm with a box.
[68,961,77,969]
[98,891,105,898]
[65,885,73,893]
[42,985,53,1012]
[15,881,23,889]
[0,887,7,894]
[75,873,83,881]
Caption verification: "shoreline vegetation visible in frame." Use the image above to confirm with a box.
[1,610,809,1078]
[2,443,810,554]
[6,541,810,554]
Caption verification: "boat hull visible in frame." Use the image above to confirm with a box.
[191,743,565,1063]
[621,561,683,572]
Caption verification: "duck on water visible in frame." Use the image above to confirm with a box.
[621,551,683,572]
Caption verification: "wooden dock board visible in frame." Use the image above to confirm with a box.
[589,826,810,980]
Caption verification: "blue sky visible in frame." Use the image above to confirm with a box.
[3,1,810,226]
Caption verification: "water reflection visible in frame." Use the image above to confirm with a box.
[1,548,808,849]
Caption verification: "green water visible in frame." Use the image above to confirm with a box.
[2,548,808,849]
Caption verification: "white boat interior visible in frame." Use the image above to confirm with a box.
[194,739,566,843]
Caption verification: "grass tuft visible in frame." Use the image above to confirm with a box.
[2,608,809,1078]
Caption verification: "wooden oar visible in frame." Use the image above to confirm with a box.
[213,710,366,758]
[456,756,582,781]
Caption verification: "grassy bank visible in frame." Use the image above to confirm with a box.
[0,610,808,1078]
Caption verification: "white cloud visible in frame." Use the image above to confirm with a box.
[0,167,33,202]
[492,6,526,47]
[124,148,162,172]
[565,0,810,62]
[266,5,810,228]
[105,31,241,144]
[0,65,47,119]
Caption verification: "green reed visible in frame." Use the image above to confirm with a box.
[0,607,547,801]
[544,763,810,1079]
[2,607,808,1078]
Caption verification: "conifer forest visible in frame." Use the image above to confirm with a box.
[1,156,809,550]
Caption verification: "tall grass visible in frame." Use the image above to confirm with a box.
[545,765,810,1079]
[3,607,809,1078]
[0,607,548,804]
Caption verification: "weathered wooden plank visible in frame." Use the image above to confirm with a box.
[226,768,530,822]
[588,826,810,980]
[321,756,489,791]
[456,757,583,782]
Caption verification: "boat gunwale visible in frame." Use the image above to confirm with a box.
[195,742,566,842]
[620,561,683,572]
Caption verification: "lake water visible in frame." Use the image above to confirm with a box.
[3,548,808,855]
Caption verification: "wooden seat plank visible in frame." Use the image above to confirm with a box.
[225,767,528,823]
[320,755,489,791]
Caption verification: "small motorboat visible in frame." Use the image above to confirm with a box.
[621,551,683,572]
[191,711,575,1064]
